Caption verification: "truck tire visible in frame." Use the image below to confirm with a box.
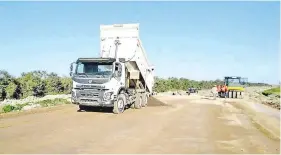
[142,94,148,107]
[134,93,143,109]
[232,91,237,98]
[79,105,87,111]
[239,92,244,99]
[228,91,232,98]
[130,103,135,109]
[113,93,126,114]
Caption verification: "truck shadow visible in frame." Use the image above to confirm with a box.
[77,107,113,113]
[147,96,171,107]
[201,96,217,100]
[76,96,169,113]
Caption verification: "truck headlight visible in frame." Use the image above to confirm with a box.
[103,92,113,100]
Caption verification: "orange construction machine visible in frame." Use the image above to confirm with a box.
[217,76,247,99]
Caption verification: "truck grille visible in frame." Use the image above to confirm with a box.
[80,93,99,97]
[80,99,97,102]
[77,85,99,89]
[76,90,104,99]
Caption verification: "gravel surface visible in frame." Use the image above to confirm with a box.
[0,95,279,154]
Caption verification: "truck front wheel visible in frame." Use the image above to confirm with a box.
[79,105,87,112]
[113,93,126,114]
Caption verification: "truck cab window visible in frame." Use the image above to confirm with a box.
[76,62,113,77]
[77,63,84,73]
[114,63,122,77]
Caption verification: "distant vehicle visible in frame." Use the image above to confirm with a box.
[186,87,198,95]
[218,76,247,99]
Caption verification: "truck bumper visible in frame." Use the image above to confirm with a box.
[72,97,114,107]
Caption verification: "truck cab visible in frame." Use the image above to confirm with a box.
[69,24,154,114]
[70,57,124,108]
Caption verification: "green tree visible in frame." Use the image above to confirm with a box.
[61,77,72,94]
[18,71,47,98]
[0,70,14,100]
[5,79,22,99]
[45,72,64,94]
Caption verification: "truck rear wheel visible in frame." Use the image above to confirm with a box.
[142,94,148,107]
[240,92,244,99]
[113,93,126,114]
[238,91,244,99]
[134,93,143,109]
[228,91,232,98]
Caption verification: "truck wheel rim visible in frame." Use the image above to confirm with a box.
[117,100,124,111]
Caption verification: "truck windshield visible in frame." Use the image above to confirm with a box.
[76,62,113,77]
[226,78,242,87]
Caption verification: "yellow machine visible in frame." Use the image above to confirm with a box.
[224,76,247,99]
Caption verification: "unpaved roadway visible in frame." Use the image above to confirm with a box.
[0,95,280,154]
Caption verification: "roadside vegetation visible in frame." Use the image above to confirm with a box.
[1,98,71,113]
[0,70,275,113]
[0,70,72,101]
[153,77,270,93]
[0,70,271,100]
[262,87,280,97]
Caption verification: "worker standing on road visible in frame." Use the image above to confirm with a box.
[217,85,221,97]
[221,85,226,98]
[211,85,218,100]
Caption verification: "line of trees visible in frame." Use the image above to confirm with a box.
[0,70,72,100]
[152,77,270,93]
[0,70,271,100]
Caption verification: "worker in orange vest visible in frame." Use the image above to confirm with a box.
[217,85,221,97]
[222,84,228,98]
[221,85,226,98]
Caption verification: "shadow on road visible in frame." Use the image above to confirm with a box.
[201,96,216,100]
[147,96,171,107]
[77,107,113,113]
[76,96,170,113]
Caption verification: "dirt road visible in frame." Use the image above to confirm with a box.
[0,95,279,154]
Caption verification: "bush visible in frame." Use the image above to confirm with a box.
[1,99,70,113]
[2,105,16,113]
[5,81,22,99]
[37,98,70,107]
[262,87,280,97]
[0,69,274,99]
[0,70,72,100]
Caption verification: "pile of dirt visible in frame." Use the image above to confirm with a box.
[245,87,280,110]
[147,96,170,107]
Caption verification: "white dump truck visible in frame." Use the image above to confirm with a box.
[69,23,155,114]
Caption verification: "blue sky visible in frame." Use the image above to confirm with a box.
[0,1,279,84]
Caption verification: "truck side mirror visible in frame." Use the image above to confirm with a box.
[114,63,122,77]
[69,62,75,77]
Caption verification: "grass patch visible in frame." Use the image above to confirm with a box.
[262,87,280,97]
[37,98,70,107]
[1,98,70,113]
[2,103,29,113]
